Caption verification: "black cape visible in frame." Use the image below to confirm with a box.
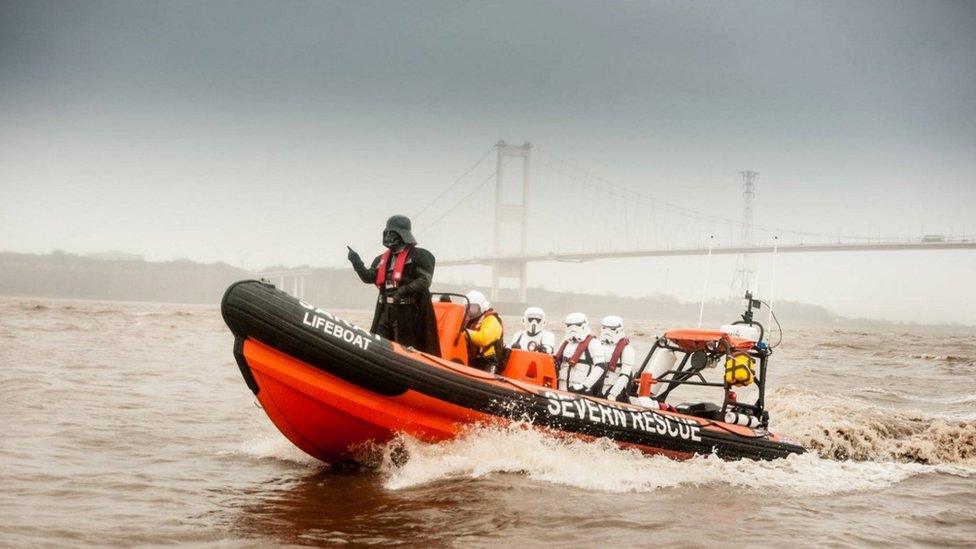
[352,246,441,357]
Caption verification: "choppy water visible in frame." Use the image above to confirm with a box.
[2,297,975,547]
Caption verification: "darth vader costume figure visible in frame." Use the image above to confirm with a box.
[347,215,441,357]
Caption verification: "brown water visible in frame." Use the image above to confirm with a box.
[2,297,975,547]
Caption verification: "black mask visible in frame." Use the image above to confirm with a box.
[383,230,404,251]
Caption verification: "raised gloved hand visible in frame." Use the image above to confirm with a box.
[346,245,361,265]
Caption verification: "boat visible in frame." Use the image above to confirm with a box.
[220,280,805,463]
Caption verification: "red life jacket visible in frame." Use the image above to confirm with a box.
[374,245,414,290]
[607,337,630,372]
[555,335,595,366]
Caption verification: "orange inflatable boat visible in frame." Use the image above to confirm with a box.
[221,280,804,462]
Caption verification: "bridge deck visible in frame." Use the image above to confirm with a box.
[254,241,975,276]
[437,241,976,266]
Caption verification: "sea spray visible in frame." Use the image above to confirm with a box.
[379,422,971,495]
[234,434,324,468]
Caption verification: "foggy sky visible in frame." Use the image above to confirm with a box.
[2,1,975,323]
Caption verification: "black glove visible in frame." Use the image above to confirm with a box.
[346,246,361,265]
[569,383,587,394]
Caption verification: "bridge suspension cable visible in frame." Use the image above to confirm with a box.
[418,157,511,234]
[539,149,885,243]
[411,145,496,221]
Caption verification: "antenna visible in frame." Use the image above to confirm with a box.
[768,235,778,329]
[698,235,714,328]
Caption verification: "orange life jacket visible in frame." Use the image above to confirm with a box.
[467,309,500,331]
[466,309,504,361]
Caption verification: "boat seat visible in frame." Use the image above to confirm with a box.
[501,349,558,389]
[432,301,469,365]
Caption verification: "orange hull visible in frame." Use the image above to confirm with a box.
[246,339,493,459]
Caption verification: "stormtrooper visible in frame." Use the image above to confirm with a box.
[554,312,607,395]
[597,315,636,402]
[508,306,556,354]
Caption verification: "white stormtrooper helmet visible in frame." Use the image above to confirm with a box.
[522,306,547,336]
[600,315,625,344]
[465,290,490,320]
[564,312,590,342]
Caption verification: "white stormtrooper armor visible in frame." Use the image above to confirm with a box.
[555,312,606,394]
[598,315,636,402]
[508,306,556,354]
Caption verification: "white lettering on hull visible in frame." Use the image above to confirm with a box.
[542,391,702,442]
[298,301,378,352]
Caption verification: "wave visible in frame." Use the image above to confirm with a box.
[379,423,970,495]
[128,310,198,318]
[904,354,975,364]
[815,341,872,350]
[36,323,83,332]
[768,387,976,464]
[852,387,976,406]
[231,434,325,468]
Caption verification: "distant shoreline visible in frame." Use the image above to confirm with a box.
[2,251,972,331]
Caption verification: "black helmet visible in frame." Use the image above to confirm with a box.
[384,215,417,245]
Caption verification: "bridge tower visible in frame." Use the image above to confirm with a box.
[491,140,532,303]
[730,170,758,296]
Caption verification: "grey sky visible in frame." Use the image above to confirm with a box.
[2,1,975,323]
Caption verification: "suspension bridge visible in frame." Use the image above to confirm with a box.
[260,140,975,302]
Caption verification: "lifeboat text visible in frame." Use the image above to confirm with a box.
[298,301,375,351]
[542,391,701,442]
